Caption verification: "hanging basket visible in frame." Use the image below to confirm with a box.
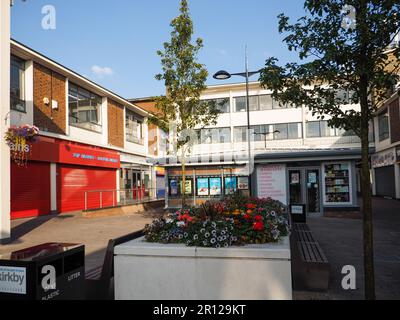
[4,124,40,166]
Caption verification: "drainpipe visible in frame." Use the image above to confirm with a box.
[0,1,11,243]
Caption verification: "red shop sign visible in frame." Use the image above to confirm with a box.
[28,136,120,169]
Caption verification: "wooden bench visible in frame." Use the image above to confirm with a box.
[85,229,144,300]
[291,223,330,291]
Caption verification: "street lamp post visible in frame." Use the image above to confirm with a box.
[213,49,261,196]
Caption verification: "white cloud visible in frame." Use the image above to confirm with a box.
[91,65,114,78]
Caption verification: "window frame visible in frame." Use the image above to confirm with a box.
[10,55,26,113]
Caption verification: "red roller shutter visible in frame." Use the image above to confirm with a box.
[11,161,51,219]
[58,165,117,213]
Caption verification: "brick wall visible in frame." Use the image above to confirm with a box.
[390,97,400,144]
[33,63,66,134]
[108,99,125,148]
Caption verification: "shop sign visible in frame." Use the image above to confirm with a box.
[257,164,287,205]
[28,137,120,169]
[371,148,396,168]
[0,266,26,295]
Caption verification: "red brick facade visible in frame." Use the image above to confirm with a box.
[108,99,125,148]
[390,97,400,144]
[33,63,67,134]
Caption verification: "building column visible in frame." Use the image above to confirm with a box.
[0,1,11,242]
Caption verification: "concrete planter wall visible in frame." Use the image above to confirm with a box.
[114,237,292,300]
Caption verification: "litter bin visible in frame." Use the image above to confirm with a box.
[0,243,85,300]
[290,204,307,223]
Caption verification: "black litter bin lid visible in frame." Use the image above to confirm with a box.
[0,243,81,261]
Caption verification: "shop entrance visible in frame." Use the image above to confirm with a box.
[288,168,322,215]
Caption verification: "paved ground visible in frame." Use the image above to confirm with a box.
[294,197,400,300]
[0,212,159,270]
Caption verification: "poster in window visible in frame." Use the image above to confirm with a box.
[209,178,222,196]
[180,180,192,195]
[197,178,209,196]
[225,177,237,195]
[290,172,300,184]
[238,177,249,190]
[170,179,178,196]
[308,172,317,184]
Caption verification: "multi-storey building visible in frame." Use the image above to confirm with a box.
[371,91,400,199]
[8,39,159,220]
[163,82,375,215]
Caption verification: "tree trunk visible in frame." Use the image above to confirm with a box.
[181,153,187,208]
[360,85,376,300]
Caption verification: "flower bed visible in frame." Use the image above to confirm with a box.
[145,194,290,248]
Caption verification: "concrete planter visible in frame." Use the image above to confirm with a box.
[114,237,292,300]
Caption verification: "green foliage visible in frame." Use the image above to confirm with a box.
[259,0,400,136]
[150,0,220,151]
[144,197,289,248]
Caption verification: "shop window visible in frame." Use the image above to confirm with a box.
[10,55,26,113]
[196,177,210,197]
[126,110,144,145]
[209,177,222,196]
[324,163,351,204]
[378,110,389,142]
[69,83,102,132]
[224,176,237,195]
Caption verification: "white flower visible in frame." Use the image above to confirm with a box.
[212,222,217,228]
[224,243,229,248]
[211,238,217,244]
[193,234,199,240]
[177,222,185,227]
[205,233,210,238]
[200,229,206,234]
[215,244,221,249]
[184,233,189,238]
[178,234,184,240]
[166,219,174,224]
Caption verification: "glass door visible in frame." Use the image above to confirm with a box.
[306,169,321,214]
[289,170,303,205]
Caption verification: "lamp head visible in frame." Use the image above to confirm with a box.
[213,70,231,80]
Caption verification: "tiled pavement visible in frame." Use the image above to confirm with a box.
[1,198,399,300]
[0,212,159,270]
[295,197,400,300]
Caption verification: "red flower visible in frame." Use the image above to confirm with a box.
[253,221,264,231]
[246,203,257,210]
[244,214,252,220]
[178,214,193,223]
[255,215,263,222]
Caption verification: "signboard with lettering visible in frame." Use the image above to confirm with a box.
[257,164,287,205]
[0,266,26,295]
[371,148,396,168]
[27,136,120,169]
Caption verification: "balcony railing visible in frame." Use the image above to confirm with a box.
[84,188,165,211]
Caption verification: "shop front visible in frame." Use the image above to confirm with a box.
[255,151,360,216]
[10,136,120,219]
[119,153,153,203]
[166,165,250,209]
[372,148,397,199]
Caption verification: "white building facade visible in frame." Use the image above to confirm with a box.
[165,82,373,215]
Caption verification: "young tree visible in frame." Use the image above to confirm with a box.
[151,0,220,207]
[259,0,400,300]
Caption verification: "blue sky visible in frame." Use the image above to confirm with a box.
[11,0,306,99]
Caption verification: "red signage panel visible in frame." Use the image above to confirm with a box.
[29,136,120,169]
